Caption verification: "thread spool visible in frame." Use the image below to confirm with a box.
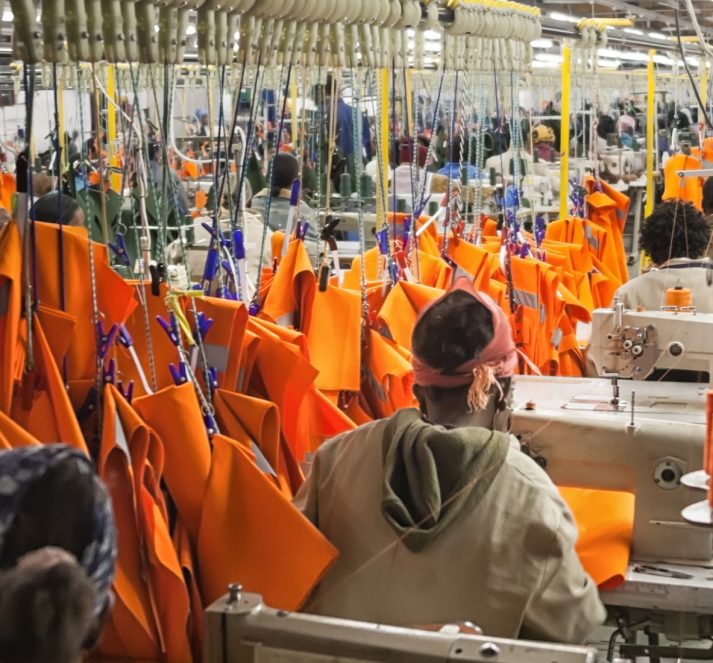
[339,172,352,198]
[359,173,373,198]
[665,286,692,309]
[396,198,407,213]
[428,200,439,216]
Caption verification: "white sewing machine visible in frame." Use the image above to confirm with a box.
[511,305,713,657]
[204,590,599,662]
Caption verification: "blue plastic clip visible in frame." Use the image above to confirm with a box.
[169,362,189,385]
[297,221,310,240]
[203,412,218,437]
[193,312,213,341]
[248,296,261,316]
[117,325,134,349]
[117,380,134,404]
[206,366,218,393]
[97,322,119,359]
[232,228,246,260]
[103,358,116,385]
[388,258,400,286]
[402,217,411,246]
[108,233,131,267]
[202,249,219,292]
[156,313,180,346]
[376,228,389,255]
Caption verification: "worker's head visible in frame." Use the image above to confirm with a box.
[411,278,517,431]
[446,134,466,163]
[195,108,209,126]
[0,445,116,660]
[270,152,299,197]
[597,114,616,140]
[34,193,85,228]
[703,178,713,217]
[531,124,555,145]
[641,201,710,265]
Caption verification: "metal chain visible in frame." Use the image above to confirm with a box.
[352,68,369,330]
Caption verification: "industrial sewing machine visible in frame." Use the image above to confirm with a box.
[204,589,599,663]
[512,303,713,658]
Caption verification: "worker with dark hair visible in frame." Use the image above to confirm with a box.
[0,444,116,663]
[148,141,190,219]
[34,192,85,227]
[614,201,713,311]
[296,278,605,643]
[251,152,320,264]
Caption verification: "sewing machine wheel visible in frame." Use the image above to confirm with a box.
[681,470,709,491]
[681,500,713,526]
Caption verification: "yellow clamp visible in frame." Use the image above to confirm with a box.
[165,294,196,347]
[577,17,633,32]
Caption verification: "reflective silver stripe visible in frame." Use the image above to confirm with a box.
[584,225,600,251]
[237,366,246,392]
[276,312,295,327]
[115,410,130,457]
[203,343,229,372]
[512,289,546,324]
[252,442,276,476]
[615,208,627,221]
[551,327,563,349]
[0,282,8,317]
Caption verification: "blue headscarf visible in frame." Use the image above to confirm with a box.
[0,445,116,616]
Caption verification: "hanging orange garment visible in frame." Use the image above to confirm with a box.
[362,330,415,419]
[415,249,453,290]
[33,222,137,387]
[304,386,356,454]
[342,247,381,291]
[174,522,205,661]
[445,238,493,292]
[238,329,261,393]
[306,284,362,392]
[585,190,629,285]
[197,434,338,608]
[0,222,22,414]
[134,383,212,545]
[35,304,76,371]
[11,317,88,453]
[259,239,315,331]
[662,153,703,210]
[189,296,248,393]
[247,317,317,464]
[97,386,162,661]
[555,315,585,378]
[377,281,443,352]
[213,388,291,496]
[559,487,635,589]
[343,392,374,426]
[110,388,194,663]
[0,172,15,212]
[702,137,713,166]
[595,179,630,284]
[0,409,39,449]
[590,255,622,308]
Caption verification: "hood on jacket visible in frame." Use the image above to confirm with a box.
[381,408,509,553]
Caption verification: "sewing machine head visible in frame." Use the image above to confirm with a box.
[588,301,713,381]
[204,591,598,663]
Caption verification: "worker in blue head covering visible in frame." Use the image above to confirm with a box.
[195,108,210,137]
[0,444,116,663]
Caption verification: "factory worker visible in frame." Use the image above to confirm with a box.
[0,445,116,663]
[295,278,606,643]
[34,192,85,228]
[436,134,479,180]
[614,201,713,312]
[251,152,320,265]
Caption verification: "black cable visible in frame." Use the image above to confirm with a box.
[675,5,713,131]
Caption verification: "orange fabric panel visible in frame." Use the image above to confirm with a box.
[342,247,380,291]
[304,386,356,453]
[33,222,137,384]
[97,387,162,661]
[11,318,88,453]
[174,521,205,660]
[260,239,316,331]
[559,487,635,589]
[0,172,15,212]
[415,249,453,289]
[238,329,261,393]
[197,434,338,608]
[0,409,39,449]
[35,304,77,370]
[134,383,212,544]
[190,295,248,393]
[377,281,443,352]
[445,239,493,292]
[662,153,703,210]
[0,222,22,414]
[306,285,362,392]
[343,393,374,426]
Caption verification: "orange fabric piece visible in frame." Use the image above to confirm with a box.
[11,318,87,453]
[0,409,39,449]
[304,386,356,454]
[33,223,137,386]
[662,153,703,210]
[35,304,77,371]
[445,239,494,292]
[306,285,362,392]
[260,239,316,331]
[197,434,338,608]
[0,172,15,212]
[559,487,635,589]
[377,281,443,352]
[0,222,22,414]
[134,383,212,545]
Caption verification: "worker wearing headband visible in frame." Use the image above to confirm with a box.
[295,278,605,643]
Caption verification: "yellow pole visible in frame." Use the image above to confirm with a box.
[645,50,656,218]
[404,69,413,137]
[57,69,65,177]
[106,64,120,192]
[290,75,298,151]
[558,45,571,220]
[701,60,709,124]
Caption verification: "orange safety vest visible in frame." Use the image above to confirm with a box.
[663,153,703,210]
[0,222,22,413]
[0,409,39,449]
